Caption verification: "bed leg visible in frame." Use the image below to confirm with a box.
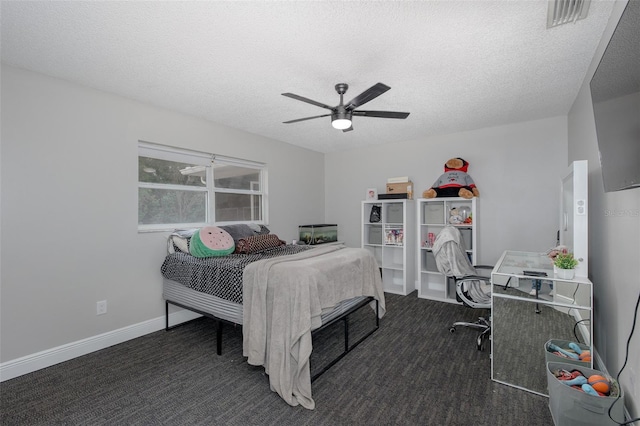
[216,321,223,355]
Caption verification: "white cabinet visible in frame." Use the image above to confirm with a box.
[362,200,415,295]
[416,197,477,303]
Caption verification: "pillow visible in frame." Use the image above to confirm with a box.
[167,229,198,254]
[189,226,235,258]
[219,224,258,243]
[219,224,271,243]
[247,223,262,233]
[235,234,285,254]
[170,236,190,254]
[246,223,270,235]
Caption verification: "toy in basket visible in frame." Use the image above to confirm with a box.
[552,368,612,396]
[545,339,591,367]
[547,361,625,426]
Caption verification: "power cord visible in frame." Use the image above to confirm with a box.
[566,282,581,319]
[573,318,590,344]
[609,291,640,426]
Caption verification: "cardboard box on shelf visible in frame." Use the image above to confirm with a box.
[387,176,410,184]
[386,181,413,199]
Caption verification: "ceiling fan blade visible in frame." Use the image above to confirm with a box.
[282,93,334,110]
[352,110,410,119]
[345,83,391,109]
[283,114,331,124]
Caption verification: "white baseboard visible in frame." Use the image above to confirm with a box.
[0,310,201,382]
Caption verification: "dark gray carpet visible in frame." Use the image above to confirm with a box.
[0,293,553,425]
[492,294,584,395]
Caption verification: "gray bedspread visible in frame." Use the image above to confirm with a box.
[242,244,385,410]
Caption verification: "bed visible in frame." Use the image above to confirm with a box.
[160,225,386,409]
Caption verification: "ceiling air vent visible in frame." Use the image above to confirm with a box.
[547,0,591,28]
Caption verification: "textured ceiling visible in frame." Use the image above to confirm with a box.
[1,1,616,153]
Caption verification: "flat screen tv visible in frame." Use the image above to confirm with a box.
[589,0,640,192]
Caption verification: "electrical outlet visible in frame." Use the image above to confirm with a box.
[96,300,107,315]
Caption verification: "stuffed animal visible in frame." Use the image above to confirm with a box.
[448,208,464,224]
[422,158,479,199]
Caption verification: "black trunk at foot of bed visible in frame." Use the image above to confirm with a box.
[164,297,379,381]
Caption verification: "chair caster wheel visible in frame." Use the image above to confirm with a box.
[449,327,456,333]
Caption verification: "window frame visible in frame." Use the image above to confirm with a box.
[211,154,269,225]
[138,141,268,232]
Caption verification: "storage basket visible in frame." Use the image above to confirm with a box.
[547,361,624,426]
[545,339,591,368]
[424,203,445,224]
[368,227,382,245]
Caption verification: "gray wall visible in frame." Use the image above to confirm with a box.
[325,116,568,266]
[0,65,325,362]
[567,0,640,416]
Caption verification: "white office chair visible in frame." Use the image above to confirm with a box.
[432,226,492,350]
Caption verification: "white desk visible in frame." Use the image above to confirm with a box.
[491,250,593,396]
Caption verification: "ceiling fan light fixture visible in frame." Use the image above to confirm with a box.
[331,111,352,130]
[332,118,352,130]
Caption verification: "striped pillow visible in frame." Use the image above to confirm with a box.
[235,234,285,254]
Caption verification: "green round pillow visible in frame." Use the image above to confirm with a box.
[189,226,235,258]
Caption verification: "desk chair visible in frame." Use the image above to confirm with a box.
[432,226,493,350]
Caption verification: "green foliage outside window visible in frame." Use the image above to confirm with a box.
[138,156,208,226]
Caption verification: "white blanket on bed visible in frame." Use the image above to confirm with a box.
[242,244,385,410]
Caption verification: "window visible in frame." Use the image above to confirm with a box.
[138,141,267,231]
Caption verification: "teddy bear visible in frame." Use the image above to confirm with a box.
[422,157,479,199]
[448,208,464,224]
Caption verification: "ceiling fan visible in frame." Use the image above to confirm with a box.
[282,82,410,132]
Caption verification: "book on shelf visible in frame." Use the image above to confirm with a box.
[387,176,410,183]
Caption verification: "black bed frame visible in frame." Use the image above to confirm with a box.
[165,296,379,382]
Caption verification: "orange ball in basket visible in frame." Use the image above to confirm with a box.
[588,375,610,394]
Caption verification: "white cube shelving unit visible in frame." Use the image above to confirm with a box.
[362,199,415,295]
[416,197,477,304]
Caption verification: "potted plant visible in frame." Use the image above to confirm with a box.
[554,252,578,279]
